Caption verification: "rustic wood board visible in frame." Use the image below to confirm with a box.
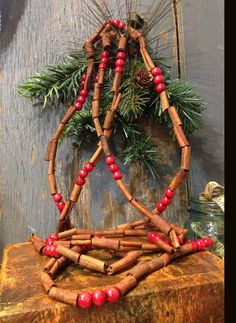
[0,242,224,322]
[0,0,186,255]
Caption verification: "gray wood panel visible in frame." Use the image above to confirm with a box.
[181,0,224,194]
[0,0,186,255]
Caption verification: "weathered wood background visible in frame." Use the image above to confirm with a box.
[0,0,224,255]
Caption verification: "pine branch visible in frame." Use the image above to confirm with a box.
[118,133,162,180]
[17,49,88,107]
[148,78,205,137]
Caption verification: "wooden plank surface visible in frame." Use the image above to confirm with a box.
[0,242,224,322]
[181,0,224,194]
[0,0,187,255]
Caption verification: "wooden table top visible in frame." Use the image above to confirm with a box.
[0,241,224,323]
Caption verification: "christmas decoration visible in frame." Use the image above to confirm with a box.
[20,8,214,308]
[18,2,205,180]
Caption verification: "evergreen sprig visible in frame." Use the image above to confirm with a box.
[119,134,162,180]
[17,49,88,107]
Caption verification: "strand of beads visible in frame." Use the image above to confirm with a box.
[156,188,175,213]
[105,155,123,180]
[76,162,94,187]
[78,286,120,308]
[51,77,90,214]
[151,66,166,94]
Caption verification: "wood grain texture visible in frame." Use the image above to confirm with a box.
[181,0,224,194]
[0,242,224,322]
[0,0,184,255]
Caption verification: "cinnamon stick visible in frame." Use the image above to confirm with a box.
[78,254,108,273]
[169,169,188,191]
[181,146,191,171]
[114,275,137,295]
[61,105,77,124]
[41,271,55,293]
[168,106,182,126]
[57,228,77,239]
[160,91,169,112]
[48,287,77,306]
[57,245,80,263]
[107,251,141,275]
[69,184,82,202]
[48,174,57,195]
[173,125,190,147]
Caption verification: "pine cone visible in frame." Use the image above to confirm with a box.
[133,70,153,88]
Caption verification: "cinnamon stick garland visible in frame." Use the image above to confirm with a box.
[28,17,206,311]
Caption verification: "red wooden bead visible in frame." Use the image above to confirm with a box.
[113,19,120,26]
[106,287,120,303]
[165,188,175,199]
[109,163,118,173]
[115,66,123,73]
[75,102,83,110]
[105,155,116,165]
[79,169,88,178]
[43,246,50,255]
[196,239,206,251]
[102,51,109,58]
[53,193,62,203]
[78,292,92,309]
[49,233,58,241]
[92,290,106,306]
[118,22,126,30]
[45,238,54,246]
[95,75,99,82]
[156,202,166,213]
[161,196,171,206]
[203,237,214,247]
[117,52,126,60]
[151,67,162,76]
[113,171,122,180]
[82,74,86,81]
[116,59,125,67]
[84,162,94,172]
[80,81,85,87]
[147,231,158,243]
[101,57,109,64]
[156,83,166,93]
[154,233,165,241]
[56,201,65,211]
[153,74,165,85]
[187,240,197,252]
[51,245,61,258]
[99,63,107,70]
[80,89,89,97]
[76,177,86,186]
[77,95,86,103]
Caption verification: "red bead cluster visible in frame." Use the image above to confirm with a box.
[43,234,60,257]
[109,19,126,30]
[53,193,65,213]
[105,155,122,180]
[115,51,126,74]
[156,188,175,213]
[99,50,110,71]
[77,286,120,309]
[80,74,86,88]
[76,162,94,187]
[151,66,166,93]
[73,86,89,111]
[187,238,213,251]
